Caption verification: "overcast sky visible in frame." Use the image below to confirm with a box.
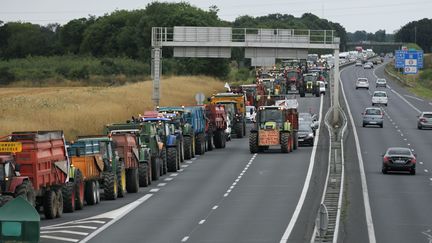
[0,0,430,33]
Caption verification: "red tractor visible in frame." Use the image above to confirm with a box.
[205,104,228,150]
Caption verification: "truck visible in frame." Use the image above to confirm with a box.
[209,93,247,138]
[142,111,181,173]
[106,122,162,186]
[249,105,299,153]
[204,104,228,149]
[184,106,207,155]
[74,136,124,200]
[0,131,72,219]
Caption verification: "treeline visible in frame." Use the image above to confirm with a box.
[0,2,348,84]
[347,30,394,43]
[395,18,432,53]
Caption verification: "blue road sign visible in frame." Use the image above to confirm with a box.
[394,50,423,73]
[395,50,405,68]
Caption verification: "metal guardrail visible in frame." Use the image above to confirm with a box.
[152,27,338,47]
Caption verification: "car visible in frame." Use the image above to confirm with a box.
[317,81,326,95]
[356,78,369,89]
[246,106,256,123]
[372,91,388,106]
[376,78,387,88]
[417,112,432,129]
[362,107,384,128]
[381,147,416,175]
[299,113,319,134]
[363,63,372,69]
[355,60,362,66]
[297,123,314,146]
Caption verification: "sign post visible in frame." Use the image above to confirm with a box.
[395,50,423,75]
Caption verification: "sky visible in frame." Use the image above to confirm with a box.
[0,0,430,33]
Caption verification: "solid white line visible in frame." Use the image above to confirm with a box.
[280,94,323,243]
[150,188,160,192]
[182,236,190,242]
[44,225,97,230]
[342,67,377,243]
[404,94,424,101]
[70,220,105,225]
[40,235,79,242]
[80,194,153,243]
[199,220,206,225]
[164,177,173,181]
[157,183,167,187]
[212,205,218,210]
[40,230,89,236]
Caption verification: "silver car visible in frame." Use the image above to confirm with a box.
[376,78,387,88]
[417,112,432,129]
[362,107,384,128]
[356,78,369,89]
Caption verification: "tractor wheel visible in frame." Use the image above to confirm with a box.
[139,162,150,187]
[213,131,222,148]
[15,180,36,207]
[95,180,101,203]
[289,135,294,152]
[179,141,185,162]
[293,132,298,150]
[62,183,75,213]
[126,168,139,193]
[55,188,63,218]
[184,136,192,160]
[0,196,13,207]
[85,180,97,205]
[151,156,160,181]
[117,161,127,198]
[43,190,57,219]
[235,123,243,138]
[161,147,168,175]
[195,134,205,155]
[103,171,118,200]
[207,133,214,151]
[221,131,226,148]
[243,121,247,136]
[281,133,290,153]
[74,169,85,210]
[167,147,178,172]
[249,133,258,153]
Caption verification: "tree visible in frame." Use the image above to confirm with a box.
[395,18,432,52]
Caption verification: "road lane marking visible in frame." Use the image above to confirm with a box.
[40,230,89,236]
[170,173,178,177]
[44,225,97,230]
[199,220,205,225]
[80,194,153,243]
[164,177,173,181]
[404,94,424,101]
[280,94,324,243]
[150,188,160,192]
[341,67,377,243]
[420,162,424,165]
[191,158,197,161]
[212,205,218,210]
[40,235,79,242]
[186,161,193,164]
[157,183,167,187]
[178,169,184,172]
[425,169,428,173]
[182,236,189,242]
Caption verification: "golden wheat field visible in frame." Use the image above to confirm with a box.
[0,76,224,139]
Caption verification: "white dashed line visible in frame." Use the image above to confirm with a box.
[212,205,218,210]
[223,193,229,197]
[429,178,432,181]
[164,177,173,181]
[199,220,206,225]
[150,188,159,192]
[425,169,428,173]
[178,169,184,172]
[170,173,178,177]
[420,162,424,165]
[186,161,193,164]
[191,158,197,161]
[182,164,190,167]
[157,183,166,187]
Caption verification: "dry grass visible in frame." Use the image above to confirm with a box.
[0,76,224,139]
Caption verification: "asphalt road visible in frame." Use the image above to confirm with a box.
[38,95,328,243]
[340,62,432,243]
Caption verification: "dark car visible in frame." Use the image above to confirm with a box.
[297,123,314,146]
[382,147,416,175]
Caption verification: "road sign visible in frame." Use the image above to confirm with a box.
[404,66,418,74]
[405,59,417,66]
[395,50,405,68]
[195,92,205,105]
[0,142,22,153]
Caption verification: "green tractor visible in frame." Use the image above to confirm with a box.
[301,73,320,97]
[249,106,298,153]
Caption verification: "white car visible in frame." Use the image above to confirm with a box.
[356,78,369,89]
[363,63,372,69]
[246,106,256,123]
[372,91,388,106]
[317,81,326,95]
[355,60,362,66]
[376,78,387,88]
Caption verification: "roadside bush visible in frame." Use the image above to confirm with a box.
[0,67,16,85]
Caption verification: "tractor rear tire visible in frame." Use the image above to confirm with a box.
[85,180,97,205]
[235,123,243,138]
[103,172,118,200]
[126,168,139,193]
[213,131,222,148]
[161,148,168,175]
[249,133,258,153]
[207,133,214,151]
[281,133,290,153]
[195,134,205,155]
[117,161,127,198]
[167,147,178,172]
[151,156,160,181]
[184,136,192,160]
[221,132,226,148]
[179,141,185,162]
[62,183,75,213]
[55,188,63,218]
[74,169,85,210]
[15,180,36,207]
[43,190,57,219]
[293,133,298,150]
[139,162,150,187]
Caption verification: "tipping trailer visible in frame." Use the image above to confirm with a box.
[184,106,207,156]
[209,93,247,138]
[0,131,70,219]
[204,104,228,149]
[249,105,299,153]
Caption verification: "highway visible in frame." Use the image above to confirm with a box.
[39,96,329,243]
[340,61,432,243]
